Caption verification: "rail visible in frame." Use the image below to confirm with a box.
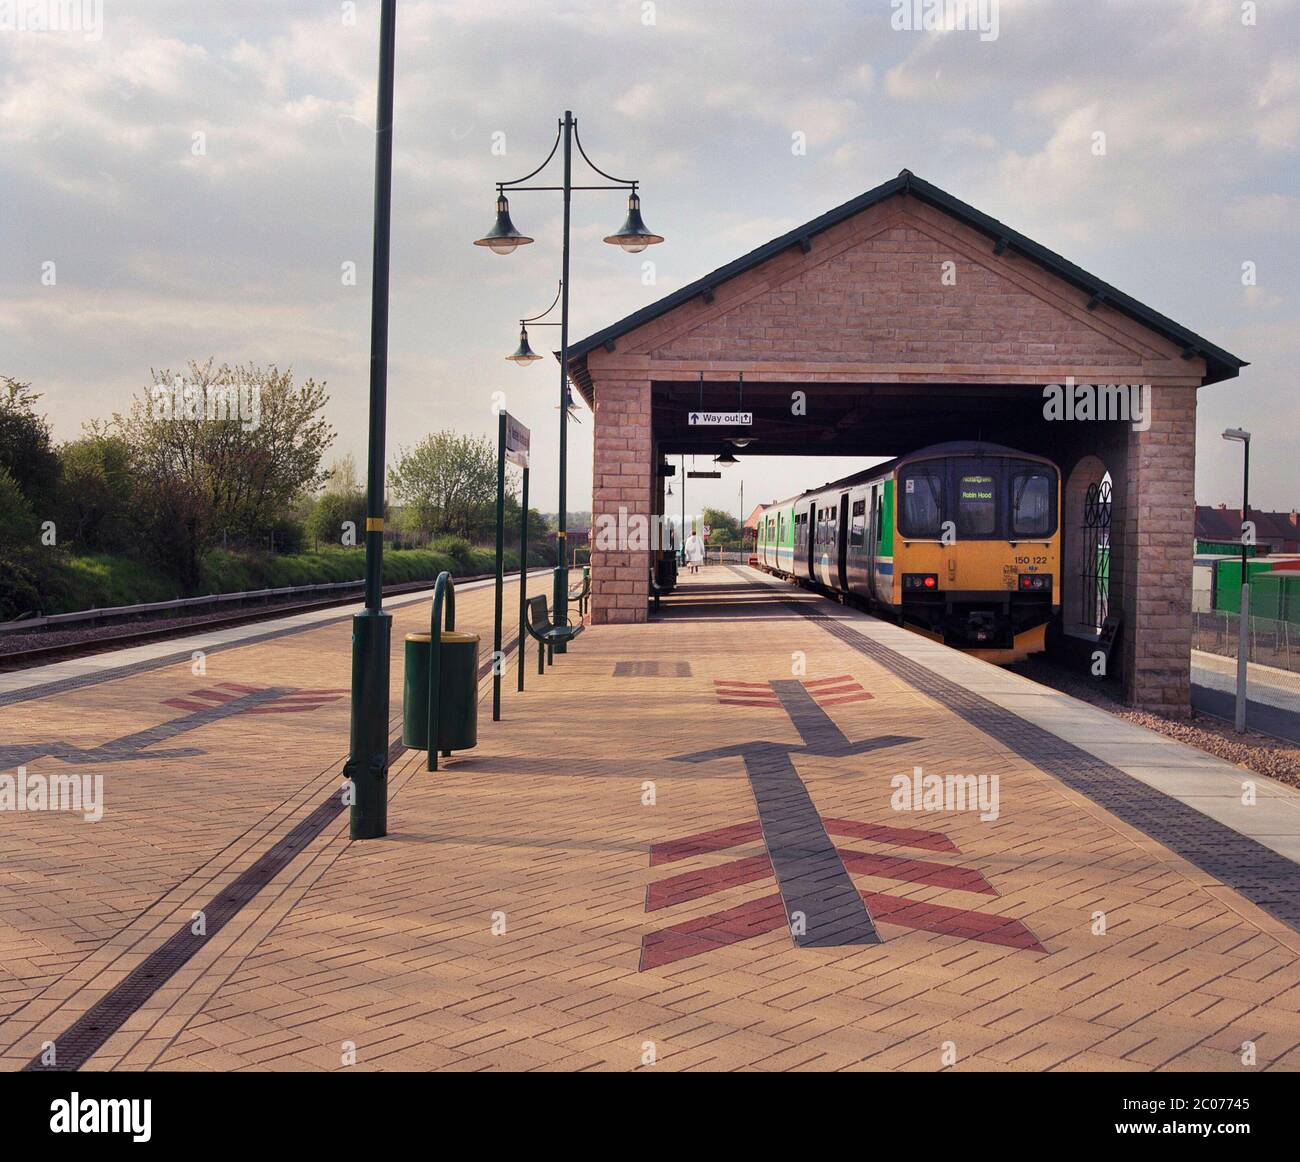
[0,569,546,636]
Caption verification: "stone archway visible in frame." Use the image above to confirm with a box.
[1062,455,1112,637]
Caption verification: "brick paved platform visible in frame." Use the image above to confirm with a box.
[2,567,1298,1072]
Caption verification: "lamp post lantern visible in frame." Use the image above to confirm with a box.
[1222,427,1252,732]
[476,110,662,637]
[506,281,561,366]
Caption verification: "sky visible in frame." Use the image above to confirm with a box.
[2,0,1297,524]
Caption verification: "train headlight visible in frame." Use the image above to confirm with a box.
[903,573,939,591]
[1018,573,1052,592]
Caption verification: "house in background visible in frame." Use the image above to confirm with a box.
[1195,505,1300,555]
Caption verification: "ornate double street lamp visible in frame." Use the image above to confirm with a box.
[476,111,663,637]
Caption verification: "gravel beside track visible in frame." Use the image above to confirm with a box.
[1011,655,1300,790]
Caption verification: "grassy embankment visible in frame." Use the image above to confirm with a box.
[36,539,536,616]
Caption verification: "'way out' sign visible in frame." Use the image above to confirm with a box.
[688,411,752,426]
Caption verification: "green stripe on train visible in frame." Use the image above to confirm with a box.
[881,478,894,555]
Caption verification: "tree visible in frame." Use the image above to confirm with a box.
[324,453,360,494]
[56,426,133,552]
[114,360,335,587]
[0,377,61,514]
[306,489,368,549]
[500,495,550,561]
[388,431,507,540]
[305,454,367,548]
[0,464,40,550]
[701,507,742,547]
[0,465,43,619]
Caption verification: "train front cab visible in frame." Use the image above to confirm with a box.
[888,449,1060,659]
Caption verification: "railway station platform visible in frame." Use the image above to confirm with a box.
[1,566,1298,1072]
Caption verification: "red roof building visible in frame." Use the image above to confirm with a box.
[1196,505,1300,553]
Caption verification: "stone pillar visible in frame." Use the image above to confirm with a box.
[590,374,652,624]
[1117,385,1198,712]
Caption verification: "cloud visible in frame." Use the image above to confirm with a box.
[0,0,1295,511]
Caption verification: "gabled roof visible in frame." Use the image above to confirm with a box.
[1195,506,1243,542]
[567,169,1247,387]
[1197,505,1299,545]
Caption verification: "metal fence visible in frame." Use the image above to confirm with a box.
[1193,610,1298,673]
[1192,609,1300,726]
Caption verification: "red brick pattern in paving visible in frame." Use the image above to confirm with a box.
[1,568,1297,1072]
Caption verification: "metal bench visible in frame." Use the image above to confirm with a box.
[648,556,677,611]
[567,567,592,618]
[650,569,669,611]
[525,594,584,673]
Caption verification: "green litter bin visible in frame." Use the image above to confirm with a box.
[402,630,480,753]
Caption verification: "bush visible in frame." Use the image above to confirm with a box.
[269,513,307,556]
[0,466,46,619]
[51,553,179,609]
[428,534,475,571]
[304,489,367,549]
[0,378,61,513]
[196,548,256,593]
[199,546,494,593]
[0,550,43,620]
[0,465,40,549]
[55,433,133,552]
[12,543,515,619]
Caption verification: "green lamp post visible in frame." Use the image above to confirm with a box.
[475,111,663,636]
[345,0,396,839]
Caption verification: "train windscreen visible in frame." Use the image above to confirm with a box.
[899,468,944,537]
[1011,468,1054,537]
[898,456,1057,540]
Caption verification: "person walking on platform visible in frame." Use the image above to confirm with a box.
[684,527,705,574]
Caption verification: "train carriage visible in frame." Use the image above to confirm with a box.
[755,441,1060,660]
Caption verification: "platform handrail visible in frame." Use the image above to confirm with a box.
[427,571,456,772]
[0,567,551,635]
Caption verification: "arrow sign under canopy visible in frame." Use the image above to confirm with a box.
[688,411,752,426]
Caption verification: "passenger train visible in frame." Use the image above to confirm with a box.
[754,441,1060,660]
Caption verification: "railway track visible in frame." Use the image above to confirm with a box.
[0,570,539,672]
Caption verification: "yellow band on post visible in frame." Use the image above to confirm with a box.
[366,517,384,532]
[556,530,567,538]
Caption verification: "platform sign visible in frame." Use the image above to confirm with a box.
[688,411,752,426]
[504,414,530,469]
[496,411,532,722]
